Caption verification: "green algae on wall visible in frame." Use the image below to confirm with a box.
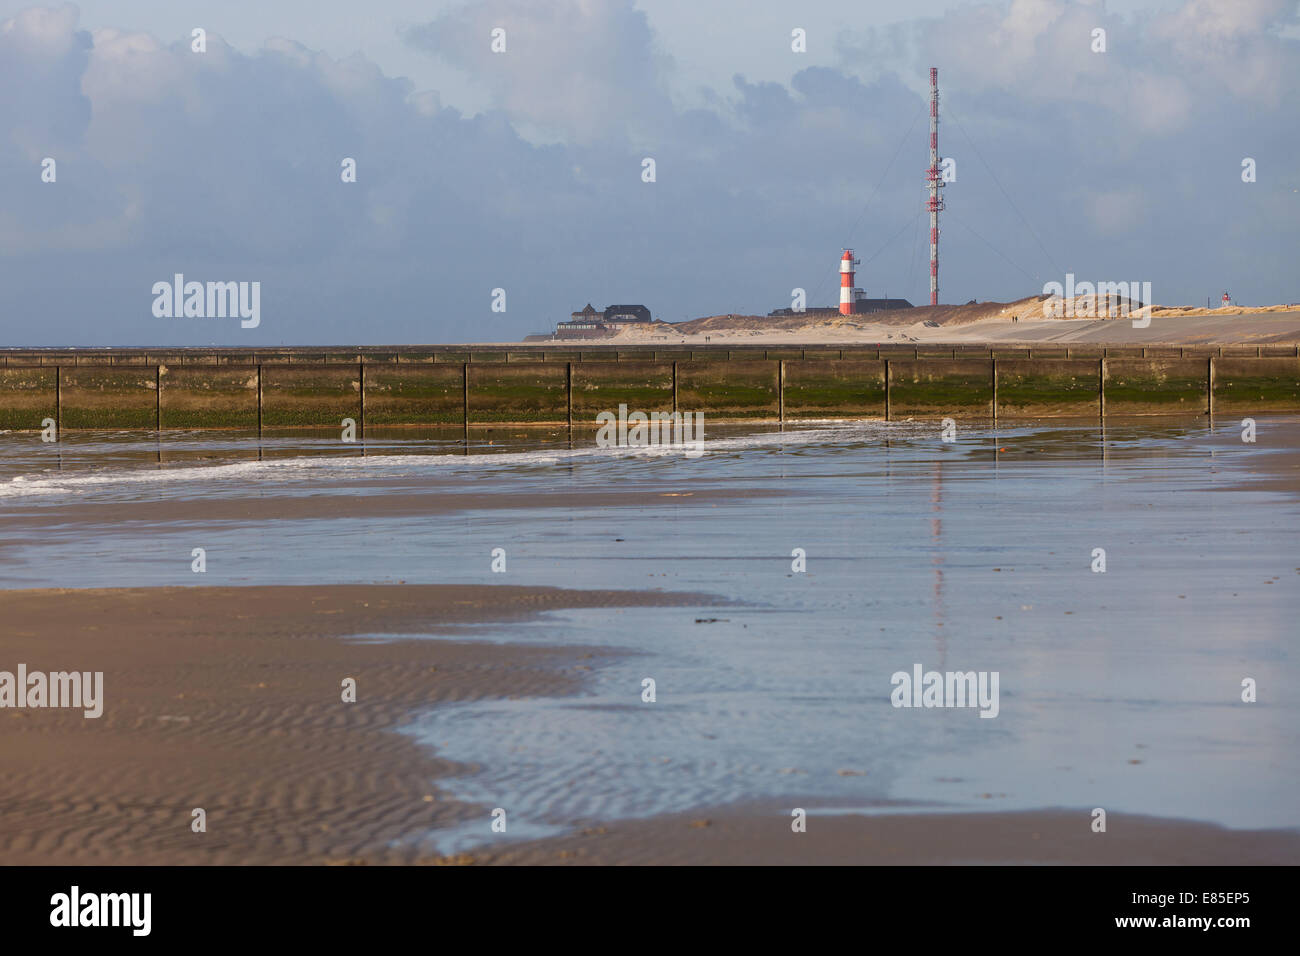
[260,365,360,428]
[0,368,57,431]
[783,359,886,419]
[1103,359,1207,414]
[160,365,259,429]
[59,367,157,429]
[676,359,778,419]
[889,359,993,419]
[364,365,465,425]
[467,363,567,423]
[996,359,1099,417]
[571,362,674,419]
[1213,358,1300,412]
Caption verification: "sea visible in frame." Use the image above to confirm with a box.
[2,416,1297,851]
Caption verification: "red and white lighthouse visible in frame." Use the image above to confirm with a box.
[840,249,859,315]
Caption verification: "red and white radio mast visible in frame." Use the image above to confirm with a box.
[925,67,944,307]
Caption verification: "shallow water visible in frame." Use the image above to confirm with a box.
[2,418,1297,849]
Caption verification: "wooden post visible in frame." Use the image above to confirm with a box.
[992,358,998,422]
[1099,358,1106,420]
[885,360,892,421]
[1207,356,1215,417]
[778,359,785,423]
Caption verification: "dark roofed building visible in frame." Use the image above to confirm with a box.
[768,307,841,316]
[852,298,913,313]
[554,302,653,339]
[555,302,653,339]
[768,295,913,318]
[603,304,652,324]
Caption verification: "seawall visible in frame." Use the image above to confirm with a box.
[2,344,1298,431]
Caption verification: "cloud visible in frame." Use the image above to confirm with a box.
[0,0,1297,346]
[405,0,676,146]
[842,0,1298,132]
[1150,0,1296,105]
[0,3,91,157]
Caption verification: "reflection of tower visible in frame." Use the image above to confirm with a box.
[931,460,946,666]
[839,249,860,315]
[925,67,944,307]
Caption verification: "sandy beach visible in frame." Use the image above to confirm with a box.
[4,418,1299,866]
[0,584,713,865]
[476,807,1300,866]
[3,581,1298,865]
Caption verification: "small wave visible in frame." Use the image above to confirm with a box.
[0,420,937,500]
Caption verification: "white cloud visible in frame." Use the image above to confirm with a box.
[406,0,676,146]
[0,0,1296,345]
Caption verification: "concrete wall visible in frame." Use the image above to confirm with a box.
[0,367,57,431]
[889,359,994,419]
[260,365,359,428]
[364,364,464,425]
[467,363,567,423]
[59,367,157,429]
[1212,357,1300,413]
[4,349,1300,431]
[571,362,674,419]
[1104,359,1208,415]
[783,359,885,419]
[996,359,1099,417]
[676,359,779,419]
[160,365,259,429]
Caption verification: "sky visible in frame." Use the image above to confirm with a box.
[1,0,1297,346]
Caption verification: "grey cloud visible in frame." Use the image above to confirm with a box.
[0,1,1297,347]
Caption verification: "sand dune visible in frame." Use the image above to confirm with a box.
[548,296,1300,347]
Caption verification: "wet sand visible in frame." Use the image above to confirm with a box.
[2,584,1297,865]
[0,584,713,865]
[0,484,787,530]
[473,807,1300,866]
